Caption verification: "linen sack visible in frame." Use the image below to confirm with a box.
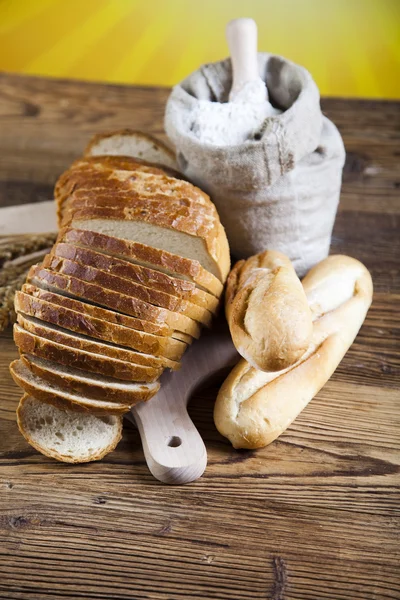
[165,53,346,276]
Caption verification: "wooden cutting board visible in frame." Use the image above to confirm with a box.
[0,73,398,600]
[128,323,238,484]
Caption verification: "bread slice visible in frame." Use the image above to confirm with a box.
[21,283,192,344]
[17,394,123,463]
[28,265,202,337]
[58,227,223,298]
[50,243,219,312]
[42,254,213,325]
[84,130,179,171]
[15,291,187,361]
[17,312,180,370]
[13,325,164,382]
[10,360,140,414]
[62,191,217,221]
[66,212,230,282]
[20,354,157,405]
[17,313,180,371]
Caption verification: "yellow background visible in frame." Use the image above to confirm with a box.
[1,0,399,98]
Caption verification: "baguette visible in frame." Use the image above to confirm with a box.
[41,254,214,325]
[17,394,123,463]
[28,265,202,337]
[50,243,219,312]
[17,313,180,371]
[214,255,373,449]
[225,250,313,371]
[58,227,223,297]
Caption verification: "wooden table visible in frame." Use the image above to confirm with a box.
[0,73,399,600]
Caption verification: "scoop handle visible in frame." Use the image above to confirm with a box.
[226,18,260,100]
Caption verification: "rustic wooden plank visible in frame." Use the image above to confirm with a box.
[0,72,399,600]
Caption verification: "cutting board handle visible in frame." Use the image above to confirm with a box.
[129,325,238,484]
[133,381,207,485]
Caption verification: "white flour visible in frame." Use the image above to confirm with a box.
[190,80,281,146]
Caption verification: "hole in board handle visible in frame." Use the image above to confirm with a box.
[167,436,182,448]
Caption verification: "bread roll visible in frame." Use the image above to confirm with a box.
[225,250,313,371]
[215,255,373,449]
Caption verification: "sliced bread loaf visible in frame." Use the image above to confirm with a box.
[84,130,179,171]
[50,243,219,312]
[10,360,141,414]
[17,394,123,463]
[28,265,202,337]
[42,254,213,325]
[15,291,187,360]
[17,313,180,370]
[66,212,230,282]
[20,355,158,405]
[21,283,192,343]
[58,227,223,297]
[13,325,164,382]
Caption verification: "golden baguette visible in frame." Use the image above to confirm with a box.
[215,255,373,449]
[225,250,313,371]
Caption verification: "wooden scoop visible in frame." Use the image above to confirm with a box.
[226,18,267,102]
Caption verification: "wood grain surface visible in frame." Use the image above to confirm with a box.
[0,72,399,600]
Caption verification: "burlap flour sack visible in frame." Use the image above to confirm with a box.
[165,54,345,276]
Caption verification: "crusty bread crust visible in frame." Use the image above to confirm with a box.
[20,355,156,404]
[13,325,165,382]
[58,227,223,297]
[41,255,214,326]
[215,255,373,449]
[17,394,123,463]
[225,250,313,371]
[57,155,208,203]
[10,360,138,415]
[21,283,188,342]
[55,156,217,226]
[15,290,187,361]
[17,312,180,372]
[50,243,219,312]
[63,191,217,220]
[28,265,202,338]
[17,312,180,370]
